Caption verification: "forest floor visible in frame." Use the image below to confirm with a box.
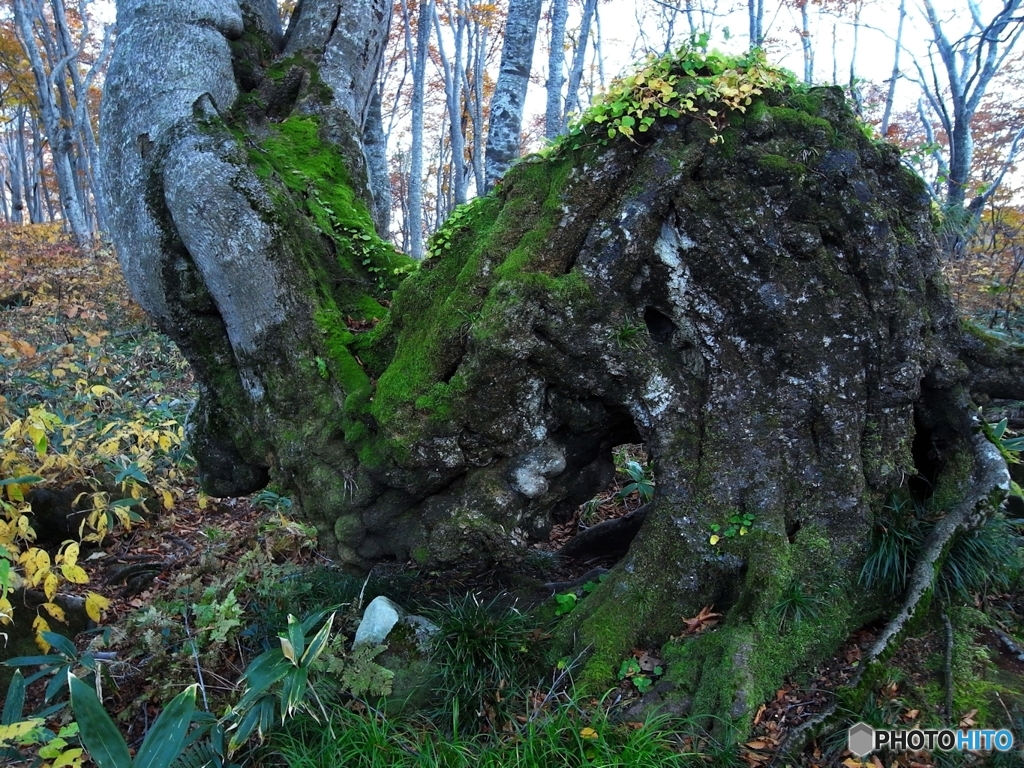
[2,224,1024,767]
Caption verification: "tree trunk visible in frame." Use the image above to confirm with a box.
[914,0,1024,250]
[101,0,1022,740]
[432,0,468,206]
[406,0,430,259]
[12,0,92,244]
[466,13,488,196]
[544,0,568,140]
[363,88,392,236]
[798,0,813,85]
[879,0,906,137]
[748,0,764,48]
[561,0,596,130]
[7,115,27,225]
[485,0,543,188]
[30,115,50,223]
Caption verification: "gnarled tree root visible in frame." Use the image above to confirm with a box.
[773,432,1010,763]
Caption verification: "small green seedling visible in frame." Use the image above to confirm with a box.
[553,592,577,616]
[617,655,663,694]
[554,575,608,616]
[709,512,755,545]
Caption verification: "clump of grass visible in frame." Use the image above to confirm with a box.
[937,514,1021,603]
[612,318,648,350]
[859,493,1023,604]
[424,593,538,734]
[769,581,825,633]
[859,494,926,596]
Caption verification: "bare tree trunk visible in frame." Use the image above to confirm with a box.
[827,22,837,85]
[799,0,813,84]
[485,0,542,188]
[433,0,468,206]
[11,0,92,243]
[544,0,568,140]
[748,0,764,48]
[562,0,597,129]
[467,12,488,194]
[6,114,27,225]
[847,0,863,115]
[913,0,1024,250]
[406,0,431,259]
[56,2,113,235]
[879,0,906,136]
[0,165,8,223]
[364,88,391,236]
[30,116,51,224]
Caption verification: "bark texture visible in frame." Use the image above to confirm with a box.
[101,3,1019,735]
[484,0,543,188]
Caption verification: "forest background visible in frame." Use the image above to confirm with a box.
[1,0,1023,271]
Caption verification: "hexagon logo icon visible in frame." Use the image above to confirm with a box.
[848,722,875,757]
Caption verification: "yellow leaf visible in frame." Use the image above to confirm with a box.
[60,542,80,567]
[43,572,59,601]
[33,548,51,573]
[41,601,66,623]
[89,385,114,397]
[85,592,110,623]
[580,727,599,740]
[60,563,88,584]
[161,489,174,510]
[51,747,84,768]
[0,719,45,742]
[709,534,720,545]
[33,616,51,650]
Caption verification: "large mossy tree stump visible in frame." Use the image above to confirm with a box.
[101,0,1023,736]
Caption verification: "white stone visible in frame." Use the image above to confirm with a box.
[353,596,405,648]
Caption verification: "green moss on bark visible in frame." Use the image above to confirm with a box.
[369,151,593,444]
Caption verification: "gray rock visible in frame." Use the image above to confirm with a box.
[353,595,404,647]
[402,614,439,651]
[509,442,567,498]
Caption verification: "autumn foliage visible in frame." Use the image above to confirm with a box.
[0,224,192,648]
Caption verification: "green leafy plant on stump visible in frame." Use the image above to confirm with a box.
[562,44,796,149]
